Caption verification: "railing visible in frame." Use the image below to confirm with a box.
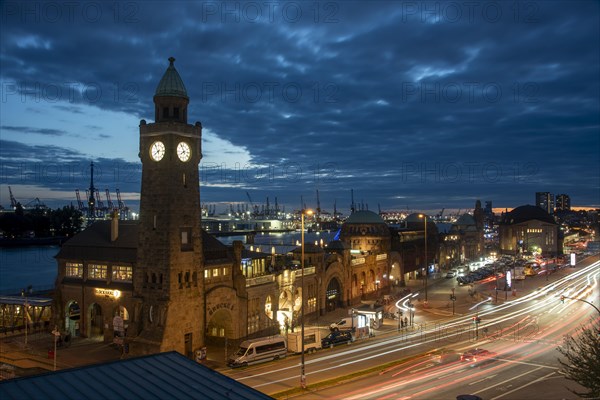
[246,274,275,287]
[296,266,315,276]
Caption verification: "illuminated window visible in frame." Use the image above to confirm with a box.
[112,265,132,281]
[66,262,83,278]
[204,269,210,278]
[213,268,220,277]
[222,267,228,276]
[88,264,108,280]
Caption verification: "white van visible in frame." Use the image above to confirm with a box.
[227,336,287,368]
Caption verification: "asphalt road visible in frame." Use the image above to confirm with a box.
[222,256,599,400]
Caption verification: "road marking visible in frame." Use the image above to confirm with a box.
[493,358,559,370]
[468,374,497,385]
[489,371,557,400]
[472,366,544,395]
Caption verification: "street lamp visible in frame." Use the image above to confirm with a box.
[21,285,32,348]
[300,208,313,389]
[419,214,428,302]
[51,325,60,371]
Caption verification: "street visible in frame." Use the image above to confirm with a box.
[221,256,599,399]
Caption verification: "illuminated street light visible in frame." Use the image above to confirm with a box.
[560,295,600,315]
[300,208,313,389]
[21,285,32,348]
[418,214,428,302]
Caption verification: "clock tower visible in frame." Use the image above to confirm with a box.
[133,57,204,356]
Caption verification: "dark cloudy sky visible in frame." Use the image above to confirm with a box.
[1,1,599,215]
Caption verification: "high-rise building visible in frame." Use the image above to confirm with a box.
[484,201,493,216]
[555,194,571,211]
[535,192,554,215]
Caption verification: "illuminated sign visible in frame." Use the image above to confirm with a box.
[506,270,512,288]
[95,288,121,298]
[570,253,576,266]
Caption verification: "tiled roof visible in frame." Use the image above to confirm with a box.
[501,204,556,225]
[55,220,138,263]
[56,221,231,263]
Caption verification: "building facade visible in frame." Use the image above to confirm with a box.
[499,205,560,256]
[535,192,555,215]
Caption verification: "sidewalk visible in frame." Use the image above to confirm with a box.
[0,331,123,378]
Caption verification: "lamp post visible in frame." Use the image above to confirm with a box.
[21,285,32,348]
[419,214,428,302]
[300,208,313,389]
[51,325,60,371]
[560,295,600,316]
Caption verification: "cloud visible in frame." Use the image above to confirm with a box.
[0,1,598,211]
[1,125,67,136]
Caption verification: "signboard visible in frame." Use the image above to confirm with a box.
[95,288,121,298]
[195,347,207,362]
[113,316,124,332]
[514,267,525,280]
[570,253,576,267]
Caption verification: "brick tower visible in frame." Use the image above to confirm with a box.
[132,57,204,356]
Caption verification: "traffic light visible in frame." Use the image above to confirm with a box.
[472,316,481,324]
[560,295,565,303]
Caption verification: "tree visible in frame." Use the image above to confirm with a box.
[557,318,600,398]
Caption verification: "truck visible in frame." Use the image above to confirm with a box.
[287,327,322,354]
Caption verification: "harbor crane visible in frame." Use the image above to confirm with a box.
[75,189,85,210]
[8,186,19,209]
[105,189,115,210]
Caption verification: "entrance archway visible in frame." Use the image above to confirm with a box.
[65,301,80,337]
[88,303,103,338]
[325,278,342,312]
[207,309,233,338]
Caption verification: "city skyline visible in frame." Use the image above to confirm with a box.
[1,1,599,214]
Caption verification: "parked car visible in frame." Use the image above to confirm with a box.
[321,330,353,348]
[446,270,456,278]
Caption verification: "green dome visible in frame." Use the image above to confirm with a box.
[344,210,386,224]
[155,57,188,99]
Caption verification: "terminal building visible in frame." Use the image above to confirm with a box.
[51,58,485,358]
[498,205,560,257]
[52,59,401,357]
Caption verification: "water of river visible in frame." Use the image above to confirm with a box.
[0,246,59,294]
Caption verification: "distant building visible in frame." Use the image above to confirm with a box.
[535,192,554,215]
[555,194,571,211]
[392,213,438,282]
[498,205,560,257]
[484,201,493,217]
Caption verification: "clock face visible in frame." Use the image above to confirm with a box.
[150,141,165,161]
[177,142,191,162]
